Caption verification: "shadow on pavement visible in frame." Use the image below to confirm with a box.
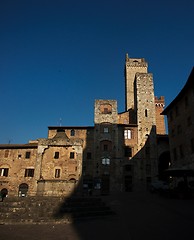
[1,192,194,240]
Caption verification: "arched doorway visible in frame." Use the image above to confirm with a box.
[18,183,28,197]
[158,151,171,180]
[1,188,8,200]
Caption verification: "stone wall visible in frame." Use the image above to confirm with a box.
[0,144,38,196]
[167,86,194,169]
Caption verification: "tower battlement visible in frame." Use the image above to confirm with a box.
[125,54,148,68]
[155,96,165,107]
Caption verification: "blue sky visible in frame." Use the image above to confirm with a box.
[0,0,194,143]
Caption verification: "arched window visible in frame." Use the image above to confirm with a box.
[55,168,61,178]
[0,188,8,197]
[100,140,112,152]
[69,178,77,183]
[100,104,112,114]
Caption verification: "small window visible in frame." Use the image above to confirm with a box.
[25,152,31,159]
[103,144,108,151]
[25,169,34,177]
[102,158,110,165]
[100,104,112,114]
[55,169,60,178]
[124,129,132,139]
[125,147,132,157]
[54,151,59,159]
[104,127,109,133]
[4,150,9,158]
[145,109,148,117]
[70,152,75,159]
[18,154,22,159]
[0,168,9,177]
[103,108,109,114]
[70,129,75,136]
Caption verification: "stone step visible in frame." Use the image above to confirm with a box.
[0,196,115,224]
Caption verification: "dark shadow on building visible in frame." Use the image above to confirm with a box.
[51,124,170,230]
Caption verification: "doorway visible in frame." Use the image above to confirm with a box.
[18,183,29,197]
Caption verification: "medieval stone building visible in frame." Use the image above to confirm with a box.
[0,55,169,197]
[163,67,194,170]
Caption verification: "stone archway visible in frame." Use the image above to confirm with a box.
[1,188,8,199]
[69,178,77,183]
[158,151,171,180]
[18,183,29,197]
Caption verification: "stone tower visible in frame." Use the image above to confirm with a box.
[125,55,158,188]
[135,72,156,149]
[125,54,148,111]
[155,96,166,134]
[125,54,157,146]
[94,100,123,194]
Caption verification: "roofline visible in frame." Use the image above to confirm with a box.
[162,67,194,114]
[48,126,94,130]
[118,123,138,127]
[0,143,38,149]
[48,124,138,129]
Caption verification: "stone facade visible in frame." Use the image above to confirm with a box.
[0,55,169,197]
[0,143,38,196]
[36,131,83,197]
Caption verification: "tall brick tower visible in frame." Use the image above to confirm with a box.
[125,54,166,136]
[125,54,158,188]
[155,96,166,134]
[125,54,157,145]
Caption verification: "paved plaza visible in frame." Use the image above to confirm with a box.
[1,192,194,240]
